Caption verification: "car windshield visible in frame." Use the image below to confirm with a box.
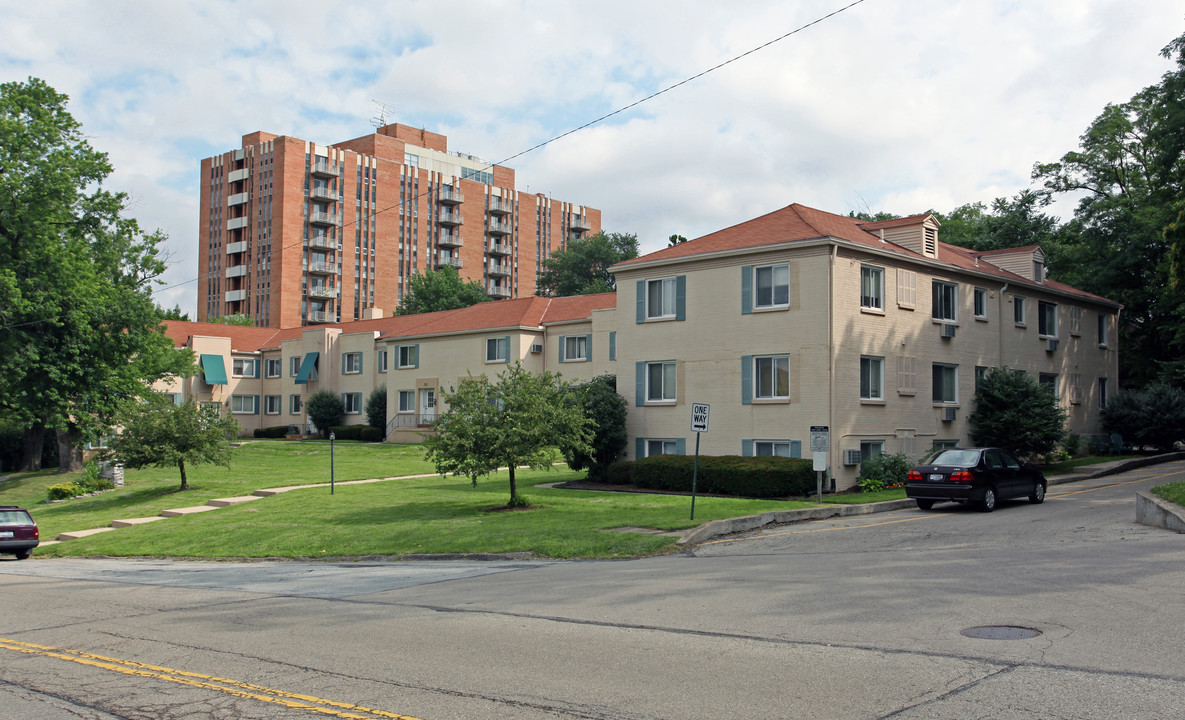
[0,510,33,525]
[930,450,980,467]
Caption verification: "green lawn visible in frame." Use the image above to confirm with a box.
[1152,481,1185,508]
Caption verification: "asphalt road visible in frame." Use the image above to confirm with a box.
[1,461,1183,719]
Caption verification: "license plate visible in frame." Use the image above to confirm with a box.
[0,531,12,538]
[928,474,945,482]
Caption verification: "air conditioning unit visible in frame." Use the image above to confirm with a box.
[941,324,957,339]
[942,407,957,422]
[530,344,544,354]
[843,449,862,465]
[1046,339,1059,352]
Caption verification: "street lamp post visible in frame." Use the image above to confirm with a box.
[329,431,336,495]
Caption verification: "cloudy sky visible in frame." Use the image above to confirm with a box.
[4,0,1182,314]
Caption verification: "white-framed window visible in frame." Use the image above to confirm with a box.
[232,358,258,378]
[646,361,677,402]
[973,288,987,318]
[231,394,257,414]
[398,390,415,413]
[342,352,362,374]
[859,440,884,462]
[754,264,790,309]
[163,392,182,406]
[860,265,884,310]
[932,363,958,404]
[398,344,418,368]
[342,392,362,414]
[290,356,302,376]
[860,356,884,400]
[377,349,388,373]
[646,277,678,319]
[562,335,590,362]
[754,355,790,400]
[646,439,678,457]
[755,441,792,457]
[264,395,282,414]
[1097,313,1107,347]
[486,337,509,363]
[265,358,282,378]
[1038,301,1058,337]
[289,394,303,415]
[1014,296,1027,325]
[932,281,957,322]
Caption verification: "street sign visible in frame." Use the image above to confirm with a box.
[691,403,710,433]
[810,425,830,453]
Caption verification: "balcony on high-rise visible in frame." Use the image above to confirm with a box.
[487,218,512,236]
[438,208,463,226]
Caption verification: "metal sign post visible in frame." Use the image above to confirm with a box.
[690,403,710,520]
[810,425,829,504]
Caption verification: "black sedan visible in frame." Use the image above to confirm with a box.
[905,448,1046,512]
[0,506,39,560]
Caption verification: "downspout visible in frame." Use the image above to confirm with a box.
[998,283,1009,367]
[828,242,837,489]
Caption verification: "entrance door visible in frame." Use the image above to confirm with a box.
[419,388,436,424]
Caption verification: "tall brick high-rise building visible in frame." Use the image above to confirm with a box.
[198,124,601,327]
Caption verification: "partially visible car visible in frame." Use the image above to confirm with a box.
[0,506,39,560]
[905,447,1046,512]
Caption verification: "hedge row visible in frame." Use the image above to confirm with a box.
[605,455,815,498]
[252,424,383,441]
[253,425,292,439]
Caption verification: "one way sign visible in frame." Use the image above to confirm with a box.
[691,403,710,433]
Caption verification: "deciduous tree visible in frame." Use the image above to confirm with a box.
[395,266,491,315]
[561,374,627,481]
[106,395,240,491]
[305,390,344,437]
[536,232,638,296]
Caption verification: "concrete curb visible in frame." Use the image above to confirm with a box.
[1135,491,1185,533]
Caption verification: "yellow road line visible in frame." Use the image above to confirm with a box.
[1050,469,1184,498]
[700,512,953,546]
[0,637,422,720]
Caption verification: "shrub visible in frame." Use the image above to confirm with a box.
[328,424,371,441]
[1102,382,1185,452]
[306,390,344,438]
[47,482,83,501]
[971,367,1066,459]
[253,425,290,439]
[629,455,814,498]
[365,386,387,430]
[360,426,383,442]
[606,461,634,485]
[562,375,627,481]
[76,461,114,494]
[856,452,912,492]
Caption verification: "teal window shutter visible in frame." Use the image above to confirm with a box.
[635,362,645,406]
[741,355,753,405]
[609,332,616,361]
[253,395,260,415]
[635,437,645,459]
[742,439,754,457]
[584,334,592,362]
[675,275,686,321]
[359,354,363,373]
[413,343,420,369]
[741,265,753,315]
[558,335,567,361]
[791,441,802,458]
[503,335,511,360]
[636,280,645,323]
[254,360,260,378]
[675,437,686,455]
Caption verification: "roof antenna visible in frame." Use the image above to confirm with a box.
[371,100,395,129]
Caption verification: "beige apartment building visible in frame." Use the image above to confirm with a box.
[198,123,600,328]
[163,202,1117,491]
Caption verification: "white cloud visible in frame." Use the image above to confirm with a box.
[3,0,1181,314]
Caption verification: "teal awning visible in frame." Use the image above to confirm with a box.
[200,354,227,385]
[294,352,319,384]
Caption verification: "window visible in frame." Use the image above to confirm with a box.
[377,349,388,373]
[1038,301,1058,337]
[290,356,302,376]
[1097,313,1108,347]
[1039,373,1058,400]
[232,358,258,377]
[932,281,957,321]
[609,331,616,361]
[265,358,282,378]
[755,264,790,309]
[561,335,590,362]
[646,277,677,318]
[756,441,793,457]
[975,366,990,390]
[231,394,257,414]
[860,266,884,310]
[486,336,509,363]
[647,361,677,402]
[1099,378,1108,409]
[897,356,917,395]
[860,441,884,462]
[398,390,415,413]
[932,364,958,404]
[290,394,303,414]
[398,344,419,368]
[973,288,987,318]
[1014,296,1026,325]
[646,439,678,457]
[342,352,362,374]
[163,393,182,406]
[342,392,362,414]
[860,356,884,400]
[754,355,790,400]
[264,395,282,414]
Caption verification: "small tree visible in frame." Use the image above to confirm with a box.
[562,374,627,481]
[1102,382,1185,452]
[970,367,1066,459]
[306,390,344,437]
[106,395,240,491]
[365,386,387,430]
[396,266,491,315]
[423,361,592,507]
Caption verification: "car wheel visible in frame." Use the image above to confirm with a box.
[916,499,935,510]
[15,550,31,560]
[979,488,997,513]
[1029,482,1046,504]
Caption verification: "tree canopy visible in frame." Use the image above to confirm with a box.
[423,361,592,506]
[107,394,240,491]
[395,265,491,315]
[306,390,344,437]
[561,374,627,481]
[969,368,1066,459]
[208,313,254,326]
[535,232,639,297]
[0,78,193,471]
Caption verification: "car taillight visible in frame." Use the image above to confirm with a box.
[950,470,974,484]
[907,470,923,481]
[33,527,39,539]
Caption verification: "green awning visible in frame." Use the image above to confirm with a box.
[200,354,227,385]
[294,352,319,384]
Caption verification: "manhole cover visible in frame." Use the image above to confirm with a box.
[961,625,1042,640]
